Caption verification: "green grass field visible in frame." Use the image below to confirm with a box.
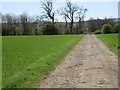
[2,35,83,88]
[96,34,119,55]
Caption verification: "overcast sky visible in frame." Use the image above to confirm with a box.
[0,0,119,21]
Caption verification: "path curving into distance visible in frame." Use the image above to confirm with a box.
[39,35,118,88]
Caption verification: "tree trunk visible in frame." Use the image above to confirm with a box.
[70,20,73,34]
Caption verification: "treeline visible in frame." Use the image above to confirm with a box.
[2,13,37,35]
[94,23,120,34]
[1,1,88,36]
[87,18,120,34]
[1,1,119,36]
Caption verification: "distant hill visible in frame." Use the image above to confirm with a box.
[110,18,120,22]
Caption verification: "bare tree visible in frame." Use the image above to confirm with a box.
[20,12,28,35]
[41,1,55,23]
[77,7,87,33]
[59,1,79,34]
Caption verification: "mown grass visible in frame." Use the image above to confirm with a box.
[2,35,83,88]
[96,34,119,55]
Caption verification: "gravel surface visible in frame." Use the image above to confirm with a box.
[39,35,118,88]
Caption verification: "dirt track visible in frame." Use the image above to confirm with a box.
[39,35,118,88]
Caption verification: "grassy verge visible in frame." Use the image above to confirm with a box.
[96,34,119,55]
[2,35,83,88]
